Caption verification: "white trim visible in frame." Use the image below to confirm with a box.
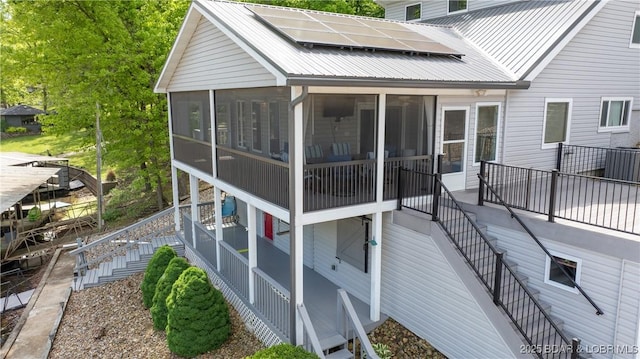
[630,11,640,49]
[447,0,468,15]
[541,98,572,150]
[544,251,582,294]
[597,97,633,133]
[308,86,506,96]
[210,90,218,178]
[472,102,502,167]
[404,2,422,21]
[440,106,470,191]
[525,0,608,82]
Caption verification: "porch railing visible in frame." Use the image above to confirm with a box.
[398,169,581,359]
[254,267,290,340]
[304,159,376,211]
[336,288,379,359]
[194,221,217,268]
[217,146,289,209]
[297,303,325,358]
[383,155,433,200]
[557,143,640,181]
[479,161,639,235]
[218,240,249,301]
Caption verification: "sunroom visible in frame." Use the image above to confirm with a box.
[156,0,526,351]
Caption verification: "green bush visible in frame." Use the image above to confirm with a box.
[6,126,28,134]
[150,257,190,331]
[247,344,319,359]
[166,267,230,357]
[0,119,6,132]
[140,245,177,308]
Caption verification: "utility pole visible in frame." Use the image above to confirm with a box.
[96,102,103,230]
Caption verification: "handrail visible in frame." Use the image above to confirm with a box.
[253,267,290,298]
[336,289,379,359]
[477,173,604,316]
[217,145,289,168]
[297,303,325,358]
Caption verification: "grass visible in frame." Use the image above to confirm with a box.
[0,130,102,176]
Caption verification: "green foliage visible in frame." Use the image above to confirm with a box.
[0,119,6,132]
[372,343,393,359]
[5,126,27,134]
[247,344,320,359]
[150,257,190,331]
[241,0,384,17]
[106,169,117,182]
[141,245,177,308]
[166,267,230,357]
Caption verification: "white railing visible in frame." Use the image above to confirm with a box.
[337,289,379,359]
[253,267,290,340]
[218,240,249,301]
[297,303,326,358]
[194,221,217,268]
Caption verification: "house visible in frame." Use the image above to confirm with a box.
[154,1,640,358]
[0,105,44,133]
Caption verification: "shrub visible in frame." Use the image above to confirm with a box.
[150,257,190,331]
[166,267,230,357]
[372,343,393,359]
[0,119,6,132]
[140,245,177,308]
[106,169,117,182]
[247,343,319,359]
[6,126,27,134]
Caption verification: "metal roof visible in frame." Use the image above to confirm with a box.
[0,105,45,116]
[425,0,600,80]
[0,152,68,167]
[159,0,527,90]
[0,165,60,210]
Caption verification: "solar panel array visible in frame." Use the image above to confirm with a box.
[247,6,463,57]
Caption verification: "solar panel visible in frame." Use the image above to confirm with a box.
[248,5,463,56]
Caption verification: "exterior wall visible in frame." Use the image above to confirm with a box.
[487,224,640,359]
[166,17,276,92]
[503,0,640,169]
[384,0,516,21]
[271,220,314,269]
[380,213,522,358]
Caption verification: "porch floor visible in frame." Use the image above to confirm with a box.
[220,225,386,339]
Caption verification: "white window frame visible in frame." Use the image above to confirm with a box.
[598,97,633,133]
[630,11,640,48]
[447,0,468,15]
[472,102,501,166]
[405,2,422,21]
[541,98,572,150]
[544,251,581,294]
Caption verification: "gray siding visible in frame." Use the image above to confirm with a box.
[381,214,521,358]
[167,17,276,92]
[614,260,640,358]
[503,0,640,169]
[487,224,635,359]
[384,1,517,21]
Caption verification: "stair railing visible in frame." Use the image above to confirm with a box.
[336,288,380,359]
[477,171,604,316]
[297,303,325,358]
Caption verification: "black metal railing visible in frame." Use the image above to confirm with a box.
[480,161,639,235]
[478,171,604,315]
[557,143,640,182]
[398,168,581,359]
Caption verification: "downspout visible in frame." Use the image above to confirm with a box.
[289,86,308,110]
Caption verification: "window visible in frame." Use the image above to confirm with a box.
[599,98,632,132]
[448,0,468,14]
[474,103,500,165]
[544,252,581,292]
[542,98,571,149]
[630,11,640,48]
[405,3,421,21]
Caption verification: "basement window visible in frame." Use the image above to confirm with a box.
[405,3,421,21]
[544,252,581,292]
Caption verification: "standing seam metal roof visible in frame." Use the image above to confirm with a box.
[193,0,522,86]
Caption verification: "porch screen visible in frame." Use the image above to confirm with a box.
[170,91,213,174]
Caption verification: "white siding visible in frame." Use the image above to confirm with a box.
[385,1,517,21]
[487,225,636,359]
[167,17,276,92]
[313,221,371,303]
[381,214,520,359]
[272,222,314,269]
[614,260,640,359]
[503,1,640,169]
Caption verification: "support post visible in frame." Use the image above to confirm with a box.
[369,212,383,321]
[478,161,486,206]
[171,166,180,231]
[376,94,386,204]
[556,142,563,171]
[214,187,224,272]
[396,167,403,210]
[548,170,558,223]
[95,102,103,231]
[570,338,580,359]
[189,174,199,248]
[247,204,257,305]
[493,251,504,306]
[432,173,441,222]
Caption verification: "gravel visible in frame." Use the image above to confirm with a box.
[368,318,447,359]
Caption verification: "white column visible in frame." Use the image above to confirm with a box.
[171,166,180,232]
[370,211,383,321]
[209,90,218,179]
[376,94,387,204]
[189,174,199,248]
[248,204,257,304]
[214,187,224,272]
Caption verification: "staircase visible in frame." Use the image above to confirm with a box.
[73,236,184,290]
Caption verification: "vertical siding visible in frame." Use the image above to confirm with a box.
[381,215,518,358]
[503,1,640,169]
[313,221,371,303]
[272,222,314,269]
[167,17,276,91]
[487,225,631,359]
[613,260,640,358]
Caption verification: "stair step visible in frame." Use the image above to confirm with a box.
[320,334,347,351]
[325,348,353,359]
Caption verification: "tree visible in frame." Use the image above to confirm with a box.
[150,257,190,331]
[166,267,230,357]
[242,0,384,17]
[141,245,177,309]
